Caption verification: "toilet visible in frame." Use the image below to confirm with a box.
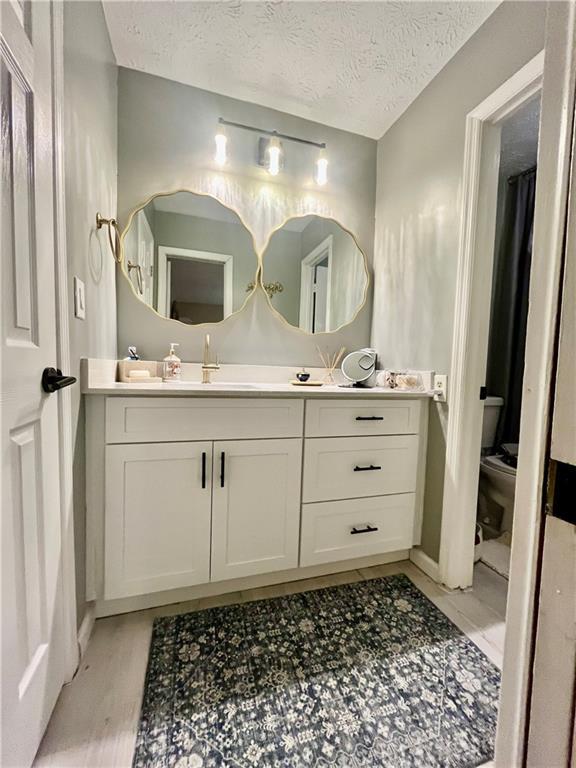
[478,397,517,535]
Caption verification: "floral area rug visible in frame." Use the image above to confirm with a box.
[133,574,500,767]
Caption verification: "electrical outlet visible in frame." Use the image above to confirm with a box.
[74,277,86,320]
[433,374,448,403]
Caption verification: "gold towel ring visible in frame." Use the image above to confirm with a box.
[96,213,122,263]
[127,262,144,294]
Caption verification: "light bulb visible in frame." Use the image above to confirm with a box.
[315,149,328,186]
[267,136,281,176]
[214,129,227,166]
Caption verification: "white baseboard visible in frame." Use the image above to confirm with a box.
[77,602,96,662]
[410,547,441,582]
[95,550,410,618]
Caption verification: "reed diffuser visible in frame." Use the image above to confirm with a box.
[316,346,346,385]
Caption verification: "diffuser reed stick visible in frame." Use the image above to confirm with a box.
[316,346,345,385]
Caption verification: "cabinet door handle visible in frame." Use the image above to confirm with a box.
[220,451,225,488]
[353,464,382,472]
[355,416,384,421]
[351,525,379,535]
[201,451,207,489]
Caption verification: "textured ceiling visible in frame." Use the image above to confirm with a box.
[103,1,498,139]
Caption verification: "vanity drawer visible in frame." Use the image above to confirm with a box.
[303,435,418,502]
[106,397,303,443]
[300,494,415,566]
[305,399,421,437]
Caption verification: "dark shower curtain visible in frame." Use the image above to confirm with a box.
[486,167,536,447]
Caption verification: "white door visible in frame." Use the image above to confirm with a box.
[211,439,302,581]
[104,442,212,599]
[1,3,70,766]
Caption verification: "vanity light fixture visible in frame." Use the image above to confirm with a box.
[267,134,281,177]
[216,117,327,184]
[315,148,328,186]
[214,122,228,166]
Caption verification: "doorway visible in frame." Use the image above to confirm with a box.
[439,52,544,592]
[476,97,540,580]
[156,247,233,323]
[299,235,333,333]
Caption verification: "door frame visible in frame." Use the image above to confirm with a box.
[299,235,333,332]
[157,246,233,318]
[438,51,544,592]
[50,0,79,681]
[496,7,576,765]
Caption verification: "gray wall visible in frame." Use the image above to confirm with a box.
[64,0,118,626]
[372,1,547,560]
[260,228,303,326]
[117,68,377,365]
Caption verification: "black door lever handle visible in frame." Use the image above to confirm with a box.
[42,367,77,393]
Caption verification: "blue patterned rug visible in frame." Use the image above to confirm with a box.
[133,574,500,767]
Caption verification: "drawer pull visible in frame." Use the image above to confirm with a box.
[353,464,382,472]
[355,416,384,421]
[201,451,207,488]
[220,451,226,488]
[350,525,379,535]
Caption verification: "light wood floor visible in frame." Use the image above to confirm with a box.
[34,561,507,768]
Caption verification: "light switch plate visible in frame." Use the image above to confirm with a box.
[74,277,86,320]
[433,374,448,403]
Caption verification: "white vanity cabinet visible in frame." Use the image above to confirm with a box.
[300,399,426,567]
[211,439,302,581]
[105,441,212,599]
[93,397,304,601]
[85,388,429,615]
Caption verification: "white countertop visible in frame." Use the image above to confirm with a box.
[82,379,433,398]
[80,359,435,398]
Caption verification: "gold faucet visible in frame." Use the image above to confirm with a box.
[201,334,220,384]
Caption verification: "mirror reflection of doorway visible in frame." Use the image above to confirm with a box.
[157,247,233,324]
[312,259,329,333]
[299,235,333,333]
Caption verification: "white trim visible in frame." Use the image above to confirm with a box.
[496,9,576,766]
[439,51,544,591]
[409,547,440,583]
[50,0,79,681]
[94,550,410,617]
[157,246,233,319]
[412,397,429,546]
[299,235,333,332]
[77,603,95,662]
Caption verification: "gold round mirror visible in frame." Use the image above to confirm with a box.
[121,191,258,326]
[260,215,369,333]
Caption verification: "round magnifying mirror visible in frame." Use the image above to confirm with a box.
[261,215,369,333]
[341,348,378,386]
[121,191,258,326]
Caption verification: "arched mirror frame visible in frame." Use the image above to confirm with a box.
[119,189,261,328]
[259,214,370,336]
[119,192,370,335]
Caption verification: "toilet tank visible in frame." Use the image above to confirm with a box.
[482,396,504,450]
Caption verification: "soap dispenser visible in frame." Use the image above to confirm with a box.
[163,343,181,382]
